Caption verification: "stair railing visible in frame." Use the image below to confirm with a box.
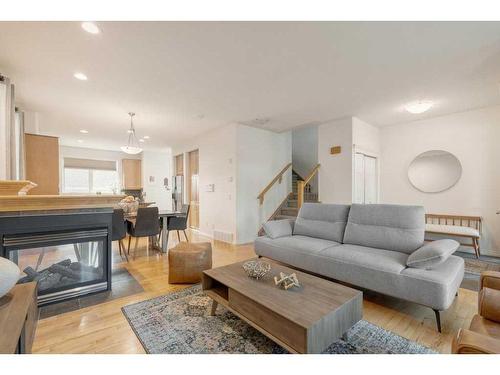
[257,163,292,205]
[297,164,320,209]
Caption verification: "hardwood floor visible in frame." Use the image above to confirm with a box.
[32,230,477,354]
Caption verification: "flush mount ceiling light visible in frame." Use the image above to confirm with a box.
[120,112,143,154]
[79,129,88,134]
[143,135,150,139]
[73,72,88,81]
[404,100,434,114]
[81,22,100,34]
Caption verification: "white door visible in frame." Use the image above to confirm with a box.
[354,152,378,204]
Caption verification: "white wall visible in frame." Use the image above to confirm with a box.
[380,106,500,255]
[292,126,318,193]
[172,123,292,244]
[353,117,380,156]
[236,124,292,244]
[172,123,238,240]
[318,117,354,204]
[0,82,7,179]
[142,150,172,210]
[23,110,42,134]
[59,145,141,193]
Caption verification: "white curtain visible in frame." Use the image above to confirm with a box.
[13,109,25,179]
[0,74,21,180]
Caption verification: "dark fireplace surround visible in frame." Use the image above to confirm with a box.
[0,208,113,305]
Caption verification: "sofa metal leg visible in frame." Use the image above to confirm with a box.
[433,309,442,333]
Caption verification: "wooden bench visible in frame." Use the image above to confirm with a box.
[425,214,482,258]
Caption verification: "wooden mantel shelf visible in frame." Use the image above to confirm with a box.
[0,194,125,212]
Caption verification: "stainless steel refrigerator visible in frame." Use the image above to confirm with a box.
[172,175,184,211]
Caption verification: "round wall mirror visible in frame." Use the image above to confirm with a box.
[408,150,462,193]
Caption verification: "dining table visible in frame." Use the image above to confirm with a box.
[125,209,181,253]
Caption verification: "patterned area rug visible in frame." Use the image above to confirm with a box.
[122,285,435,354]
[461,256,500,275]
[456,252,500,291]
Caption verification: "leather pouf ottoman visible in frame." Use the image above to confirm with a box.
[168,242,212,284]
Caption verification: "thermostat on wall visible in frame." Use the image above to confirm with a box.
[330,146,341,154]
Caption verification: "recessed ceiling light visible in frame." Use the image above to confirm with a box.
[143,135,150,139]
[81,22,100,34]
[79,129,89,134]
[77,139,84,143]
[404,100,434,114]
[139,139,145,143]
[74,72,88,81]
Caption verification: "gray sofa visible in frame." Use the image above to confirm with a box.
[254,203,465,332]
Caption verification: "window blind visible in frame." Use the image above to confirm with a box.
[64,157,117,171]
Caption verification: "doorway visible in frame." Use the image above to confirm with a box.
[187,149,199,229]
[172,154,184,211]
[354,152,378,204]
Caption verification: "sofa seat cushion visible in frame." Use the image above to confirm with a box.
[254,235,341,273]
[319,244,408,275]
[255,235,464,310]
[293,203,351,243]
[343,204,425,254]
[255,235,340,255]
[425,223,480,238]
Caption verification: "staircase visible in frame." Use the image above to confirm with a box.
[274,170,318,220]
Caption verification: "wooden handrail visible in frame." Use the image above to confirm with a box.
[257,163,292,205]
[297,164,320,209]
[303,164,320,185]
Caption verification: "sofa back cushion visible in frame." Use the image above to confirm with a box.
[343,204,425,254]
[293,203,351,243]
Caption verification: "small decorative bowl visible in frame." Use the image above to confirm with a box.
[242,260,271,280]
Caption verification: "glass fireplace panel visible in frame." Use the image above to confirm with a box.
[11,240,105,298]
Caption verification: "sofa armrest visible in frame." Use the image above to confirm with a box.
[480,271,500,291]
[478,287,500,323]
[452,328,500,354]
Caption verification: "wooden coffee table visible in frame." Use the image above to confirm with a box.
[202,259,362,353]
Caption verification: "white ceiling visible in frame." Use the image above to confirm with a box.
[1,21,500,151]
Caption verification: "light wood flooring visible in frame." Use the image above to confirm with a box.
[32,230,478,354]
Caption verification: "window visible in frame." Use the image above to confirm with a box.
[63,158,119,194]
[64,168,90,193]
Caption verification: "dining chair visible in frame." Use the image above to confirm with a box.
[126,207,160,259]
[112,208,128,262]
[166,204,190,243]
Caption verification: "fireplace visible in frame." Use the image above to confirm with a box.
[0,208,112,305]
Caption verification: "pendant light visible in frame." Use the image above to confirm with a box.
[120,112,142,154]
